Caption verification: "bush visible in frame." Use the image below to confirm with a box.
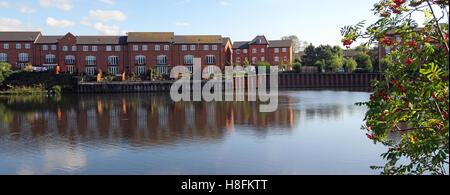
[256,62,271,74]
[314,60,325,73]
[293,62,302,73]
[354,52,372,72]
[345,58,357,72]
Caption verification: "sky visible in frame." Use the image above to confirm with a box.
[1,0,385,47]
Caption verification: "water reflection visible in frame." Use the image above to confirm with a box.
[0,90,384,175]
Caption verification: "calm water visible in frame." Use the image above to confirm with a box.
[0,90,387,175]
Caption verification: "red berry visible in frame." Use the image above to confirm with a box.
[444,112,448,119]
[408,40,417,47]
[439,98,445,102]
[381,116,385,121]
[405,58,413,64]
[391,80,397,85]
[385,96,391,101]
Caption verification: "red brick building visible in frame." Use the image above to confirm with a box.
[0,31,233,76]
[232,35,293,69]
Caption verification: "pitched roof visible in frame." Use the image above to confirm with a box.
[250,35,269,45]
[127,32,174,43]
[0,31,41,42]
[35,36,64,44]
[268,40,293,48]
[232,41,250,49]
[76,36,127,45]
[174,35,222,44]
[222,37,231,46]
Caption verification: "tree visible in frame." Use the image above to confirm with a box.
[281,35,309,53]
[354,52,373,72]
[301,44,317,66]
[330,55,344,72]
[345,58,357,72]
[293,62,302,73]
[314,60,325,73]
[0,62,13,85]
[341,0,449,175]
[315,45,335,71]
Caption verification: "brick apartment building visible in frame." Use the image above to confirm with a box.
[0,31,233,75]
[232,35,293,69]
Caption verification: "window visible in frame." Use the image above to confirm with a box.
[83,46,89,51]
[252,57,257,65]
[65,55,75,65]
[18,53,29,62]
[108,56,119,66]
[157,66,168,75]
[184,55,194,65]
[108,66,119,75]
[63,46,68,51]
[182,45,187,51]
[86,67,96,75]
[106,46,112,51]
[135,55,146,65]
[386,46,391,54]
[282,48,287,53]
[164,45,169,51]
[43,45,48,50]
[3,44,9,49]
[204,45,209,51]
[66,65,75,74]
[236,57,241,63]
[72,46,77,51]
[51,45,57,51]
[142,45,148,51]
[275,48,279,53]
[206,55,216,64]
[0,53,7,62]
[236,49,240,54]
[252,48,257,54]
[212,45,218,51]
[243,49,248,54]
[16,44,21,49]
[92,46,98,51]
[25,44,30,49]
[115,45,121,51]
[261,57,265,62]
[261,48,265,53]
[190,45,196,51]
[136,66,146,76]
[284,56,288,61]
[274,56,279,62]
[86,56,96,66]
[155,45,160,51]
[45,54,56,64]
[157,55,167,65]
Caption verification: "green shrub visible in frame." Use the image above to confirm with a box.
[293,62,302,73]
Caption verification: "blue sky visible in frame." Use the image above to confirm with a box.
[0,0,382,47]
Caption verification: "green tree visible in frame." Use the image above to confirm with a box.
[341,0,449,175]
[345,58,357,73]
[314,60,325,73]
[354,52,373,72]
[330,55,343,72]
[301,44,317,66]
[0,62,14,85]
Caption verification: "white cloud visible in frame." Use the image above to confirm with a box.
[0,1,9,8]
[46,17,76,28]
[18,5,37,14]
[38,0,73,11]
[175,22,190,27]
[99,0,115,6]
[220,1,230,6]
[0,18,41,31]
[88,10,127,22]
[93,22,127,35]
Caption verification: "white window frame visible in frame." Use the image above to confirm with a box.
[25,44,31,49]
[157,66,168,75]
[236,49,240,54]
[206,55,216,65]
[136,66,146,76]
[63,46,68,51]
[164,45,170,51]
[243,49,248,54]
[142,45,148,51]
[106,45,112,51]
[43,45,48,51]
[184,55,194,65]
[282,48,287,53]
[65,55,75,65]
[108,66,119,75]
[0,53,7,62]
[155,45,160,51]
[18,53,29,62]
[284,56,288,61]
[86,67,96,75]
[3,43,9,49]
[51,45,57,51]
[261,57,265,62]
[83,46,89,51]
[45,54,56,64]
[252,57,257,65]
[92,45,98,52]
[203,45,209,51]
[275,48,280,53]
[252,48,257,54]
[274,56,279,62]
[190,45,196,51]
[182,45,187,51]
[66,65,75,74]
[212,45,218,51]
[115,45,121,51]
[108,56,119,66]
[16,43,21,49]
[236,57,241,63]
[157,55,167,65]
[72,46,77,51]
[135,55,146,65]
[86,56,96,66]
[261,48,265,53]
